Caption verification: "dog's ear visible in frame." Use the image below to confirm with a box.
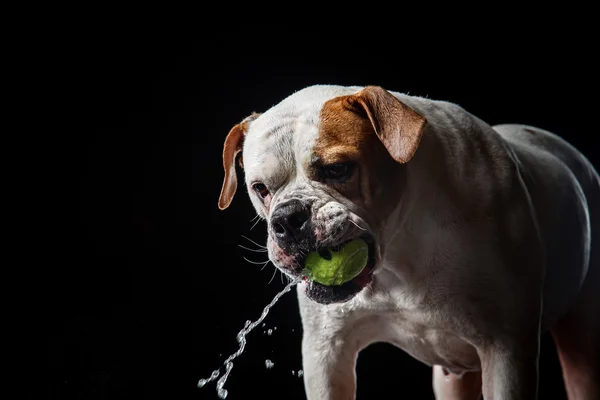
[218,113,260,210]
[346,86,427,163]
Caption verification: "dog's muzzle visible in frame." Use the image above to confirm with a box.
[268,199,376,305]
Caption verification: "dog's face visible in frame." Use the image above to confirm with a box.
[218,85,427,304]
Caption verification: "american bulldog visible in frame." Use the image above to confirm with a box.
[217,85,599,399]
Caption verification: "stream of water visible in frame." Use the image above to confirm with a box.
[197,275,304,399]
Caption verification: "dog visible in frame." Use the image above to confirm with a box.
[217,85,599,399]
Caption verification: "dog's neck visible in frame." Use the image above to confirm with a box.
[371,99,498,306]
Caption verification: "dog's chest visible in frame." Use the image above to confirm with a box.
[344,292,481,374]
[376,311,480,373]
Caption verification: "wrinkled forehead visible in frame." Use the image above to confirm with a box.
[243,109,317,181]
[242,85,361,182]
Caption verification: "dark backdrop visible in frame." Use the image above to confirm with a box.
[35,20,597,400]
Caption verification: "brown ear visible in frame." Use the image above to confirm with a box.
[218,113,260,210]
[347,86,427,163]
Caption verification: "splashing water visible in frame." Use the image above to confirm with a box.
[197,275,304,399]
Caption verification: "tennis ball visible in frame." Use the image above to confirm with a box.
[304,238,369,286]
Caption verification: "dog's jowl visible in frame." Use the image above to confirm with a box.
[218,85,600,400]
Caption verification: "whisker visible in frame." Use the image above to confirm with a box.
[260,260,271,271]
[243,256,271,265]
[240,235,267,249]
[293,258,304,271]
[268,266,278,284]
[349,219,367,231]
[249,214,260,222]
[249,216,263,231]
[238,244,268,253]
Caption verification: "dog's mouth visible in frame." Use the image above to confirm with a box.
[299,234,376,305]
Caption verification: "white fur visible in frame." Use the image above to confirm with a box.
[243,86,361,218]
[236,85,600,399]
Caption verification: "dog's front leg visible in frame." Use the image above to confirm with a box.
[297,287,360,400]
[473,174,546,399]
[301,328,358,400]
[475,267,543,400]
[478,340,539,400]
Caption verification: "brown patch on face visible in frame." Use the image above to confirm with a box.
[312,94,406,222]
[312,86,427,225]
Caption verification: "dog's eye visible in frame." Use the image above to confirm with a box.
[252,182,269,198]
[322,162,353,181]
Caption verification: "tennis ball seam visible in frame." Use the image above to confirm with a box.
[331,247,368,285]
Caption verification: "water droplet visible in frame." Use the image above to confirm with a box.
[291,370,295,376]
[217,387,228,399]
[267,328,273,335]
[262,323,266,327]
[196,275,303,398]
[445,375,450,383]
[274,326,277,330]
[265,359,274,369]
[297,369,304,377]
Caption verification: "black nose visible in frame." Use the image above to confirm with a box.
[270,200,311,247]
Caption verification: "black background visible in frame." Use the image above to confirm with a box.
[32,15,598,400]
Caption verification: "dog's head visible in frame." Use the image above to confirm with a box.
[218,85,427,304]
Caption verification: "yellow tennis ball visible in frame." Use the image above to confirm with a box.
[304,238,369,286]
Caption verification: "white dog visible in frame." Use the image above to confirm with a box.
[217,85,599,399]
